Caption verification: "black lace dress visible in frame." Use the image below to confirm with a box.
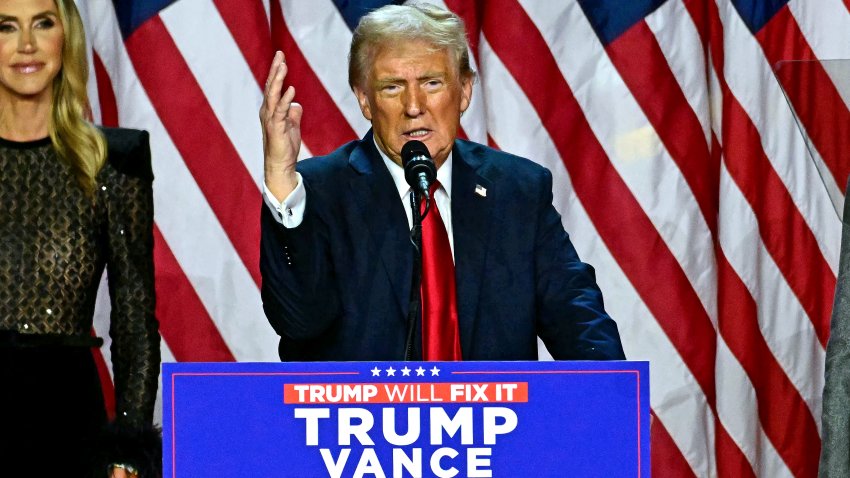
[0,128,160,475]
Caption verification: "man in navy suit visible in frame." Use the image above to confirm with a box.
[259,4,625,362]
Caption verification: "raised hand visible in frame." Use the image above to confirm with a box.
[260,51,303,201]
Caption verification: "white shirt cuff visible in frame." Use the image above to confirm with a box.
[263,172,306,228]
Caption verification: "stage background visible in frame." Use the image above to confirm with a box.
[78,0,850,476]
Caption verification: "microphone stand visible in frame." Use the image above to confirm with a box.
[404,188,431,361]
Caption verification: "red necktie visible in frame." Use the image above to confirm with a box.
[420,181,462,361]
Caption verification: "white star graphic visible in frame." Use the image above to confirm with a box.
[401,366,412,376]
[371,367,381,377]
[386,366,397,376]
[416,366,426,376]
[430,366,440,376]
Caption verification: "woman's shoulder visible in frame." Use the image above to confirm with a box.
[99,126,152,181]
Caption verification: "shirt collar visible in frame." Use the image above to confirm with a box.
[374,137,453,201]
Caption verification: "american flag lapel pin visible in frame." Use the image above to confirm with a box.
[475,184,487,197]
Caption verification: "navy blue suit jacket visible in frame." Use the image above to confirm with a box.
[260,132,625,361]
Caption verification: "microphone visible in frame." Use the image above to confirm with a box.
[401,140,437,200]
[400,140,435,361]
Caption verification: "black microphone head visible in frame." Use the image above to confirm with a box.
[401,140,431,166]
[401,140,436,190]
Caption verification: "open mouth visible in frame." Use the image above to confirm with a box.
[12,63,44,74]
[404,129,432,140]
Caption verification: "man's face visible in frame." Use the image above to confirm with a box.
[354,40,473,168]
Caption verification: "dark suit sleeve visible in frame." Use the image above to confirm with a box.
[820,187,850,477]
[260,188,342,343]
[533,168,626,360]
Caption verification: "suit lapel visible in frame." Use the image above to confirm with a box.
[451,141,493,355]
[348,134,413,321]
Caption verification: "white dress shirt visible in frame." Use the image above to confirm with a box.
[262,141,455,258]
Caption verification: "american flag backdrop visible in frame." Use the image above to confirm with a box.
[77,0,850,476]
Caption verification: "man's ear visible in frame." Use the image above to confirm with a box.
[353,86,373,121]
[459,74,473,114]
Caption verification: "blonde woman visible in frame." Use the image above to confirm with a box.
[0,0,159,476]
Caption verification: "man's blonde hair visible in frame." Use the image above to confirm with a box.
[348,3,475,89]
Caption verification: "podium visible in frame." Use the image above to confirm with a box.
[163,361,649,477]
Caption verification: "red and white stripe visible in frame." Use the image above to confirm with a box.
[80,0,849,475]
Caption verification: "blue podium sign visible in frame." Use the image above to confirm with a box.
[163,361,649,477]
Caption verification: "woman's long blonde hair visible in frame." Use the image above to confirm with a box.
[51,0,107,196]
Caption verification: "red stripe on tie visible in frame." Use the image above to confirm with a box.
[92,51,118,127]
[650,412,699,477]
[212,0,273,88]
[606,21,719,233]
[758,6,850,189]
[484,0,719,416]
[124,16,261,287]
[420,182,462,361]
[270,1,358,156]
[154,226,235,361]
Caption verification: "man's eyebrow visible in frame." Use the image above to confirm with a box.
[417,71,446,80]
[375,76,404,84]
[375,72,446,83]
